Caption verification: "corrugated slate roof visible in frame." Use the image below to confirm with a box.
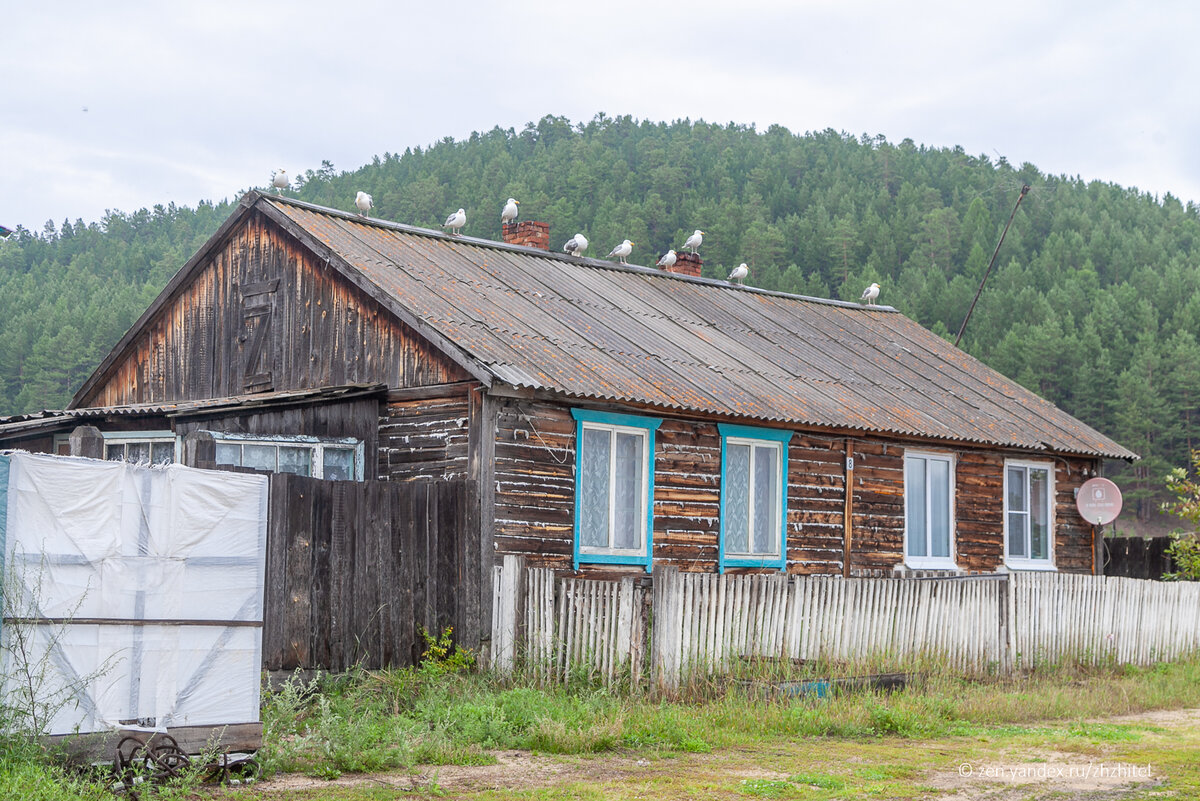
[259,195,1134,460]
[78,193,1114,460]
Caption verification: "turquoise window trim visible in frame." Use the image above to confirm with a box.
[571,408,661,572]
[717,423,791,574]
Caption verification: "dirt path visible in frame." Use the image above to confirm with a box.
[249,707,1200,799]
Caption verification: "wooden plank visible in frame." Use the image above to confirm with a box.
[47,723,264,763]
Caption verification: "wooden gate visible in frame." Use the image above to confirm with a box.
[261,474,479,671]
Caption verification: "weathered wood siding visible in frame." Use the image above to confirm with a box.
[379,386,473,482]
[491,399,1100,577]
[262,472,479,671]
[78,210,469,407]
[174,396,380,467]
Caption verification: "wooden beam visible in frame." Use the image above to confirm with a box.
[46,722,262,763]
[843,439,854,578]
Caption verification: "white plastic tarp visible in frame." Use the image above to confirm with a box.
[0,451,268,735]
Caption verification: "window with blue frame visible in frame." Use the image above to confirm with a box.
[718,424,791,572]
[571,409,661,571]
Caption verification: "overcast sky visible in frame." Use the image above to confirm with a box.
[3,1,1197,231]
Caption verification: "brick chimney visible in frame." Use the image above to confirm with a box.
[665,252,702,278]
[502,221,550,250]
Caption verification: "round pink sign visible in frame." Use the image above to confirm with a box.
[1076,477,1123,525]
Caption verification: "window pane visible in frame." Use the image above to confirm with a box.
[613,432,643,550]
[1007,466,1026,512]
[929,459,950,558]
[752,445,777,555]
[580,428,611,548]
[324,447,355,480]
[105,443,125,461]
[150,442,174,465]
[1030,467,1049,560]
[1008,512,1027,557]
[216,443,242,466]
[906,457,927,557]
[126,441,150,464]
[243,444,276,471]
[725,444,750,554]
[279,446,312,476]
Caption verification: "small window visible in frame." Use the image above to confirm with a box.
[209,433,364,480]
[904,451,956,569]
[718,424,791,572]
[101,432,177,465]
[1005,460,1054,569]
[571,409,661,572]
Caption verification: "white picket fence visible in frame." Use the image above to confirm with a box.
[491,558,1200,689]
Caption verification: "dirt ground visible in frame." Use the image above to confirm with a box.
[250,707,1200,799]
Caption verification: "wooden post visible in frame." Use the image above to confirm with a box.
[651,565,681,692]
[843,440,854,578]
[490,554,526,675]
[68,425,104,459]
[182,430,217,469]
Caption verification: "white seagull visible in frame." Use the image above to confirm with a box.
[563,233,588,257]
[444,208,467,235]
[682,229,705,254]
[860,282,881,305]
[501,197,520,225]
[355,191,373,216]
[271,168,289,192]
[728,263,749,284]
[656,249,677,269]
[607,239,634,264]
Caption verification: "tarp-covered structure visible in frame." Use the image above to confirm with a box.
[0,452,267,736]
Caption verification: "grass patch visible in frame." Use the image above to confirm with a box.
[257,654,1200,781]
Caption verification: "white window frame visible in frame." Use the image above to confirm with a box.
[54,430,181,463]
[903,450,957,569]
[1003,459,1056,571]
[205,432,365,480]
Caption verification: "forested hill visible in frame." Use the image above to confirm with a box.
[2,115,1198,523]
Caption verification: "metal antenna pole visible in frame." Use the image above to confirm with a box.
[955,184,1030,348]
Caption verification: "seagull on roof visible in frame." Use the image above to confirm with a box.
[682,229,705,254]
[355,191,373,216]
[607,239,634,264]
[444,208,467,235]
[271,168,289,192]
[563,233,588,257]
[501,197,520,225]
[728,263,749,284]
[656,249,677,269]
[860,282,880,305]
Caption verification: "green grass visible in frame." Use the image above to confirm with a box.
[6,654,1200,798]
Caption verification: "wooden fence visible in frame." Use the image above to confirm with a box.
[1104,536,1176,579]
[491,559,1200,688]
[262,474,479,671]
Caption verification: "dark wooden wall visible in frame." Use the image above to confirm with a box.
[1104,536,1175,579]
[491,398,1101,577]
[378,385,475,482]
[78,210,470,407]
[174,396,380,469]
[262,472,479,672]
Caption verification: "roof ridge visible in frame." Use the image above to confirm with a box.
[254,191,898,312]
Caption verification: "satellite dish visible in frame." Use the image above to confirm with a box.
[1076,477,1122,526]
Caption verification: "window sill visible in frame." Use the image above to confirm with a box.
[1004,560,1057,572]
[576,552,652,572]
[904,558,959,571]
[722,554,786,573]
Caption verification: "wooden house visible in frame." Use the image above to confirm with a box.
[0,191,1135,611]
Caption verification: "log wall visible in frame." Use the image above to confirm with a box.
[491,399,1101,577]
[78,210,470,407]
[378,386,473,482]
